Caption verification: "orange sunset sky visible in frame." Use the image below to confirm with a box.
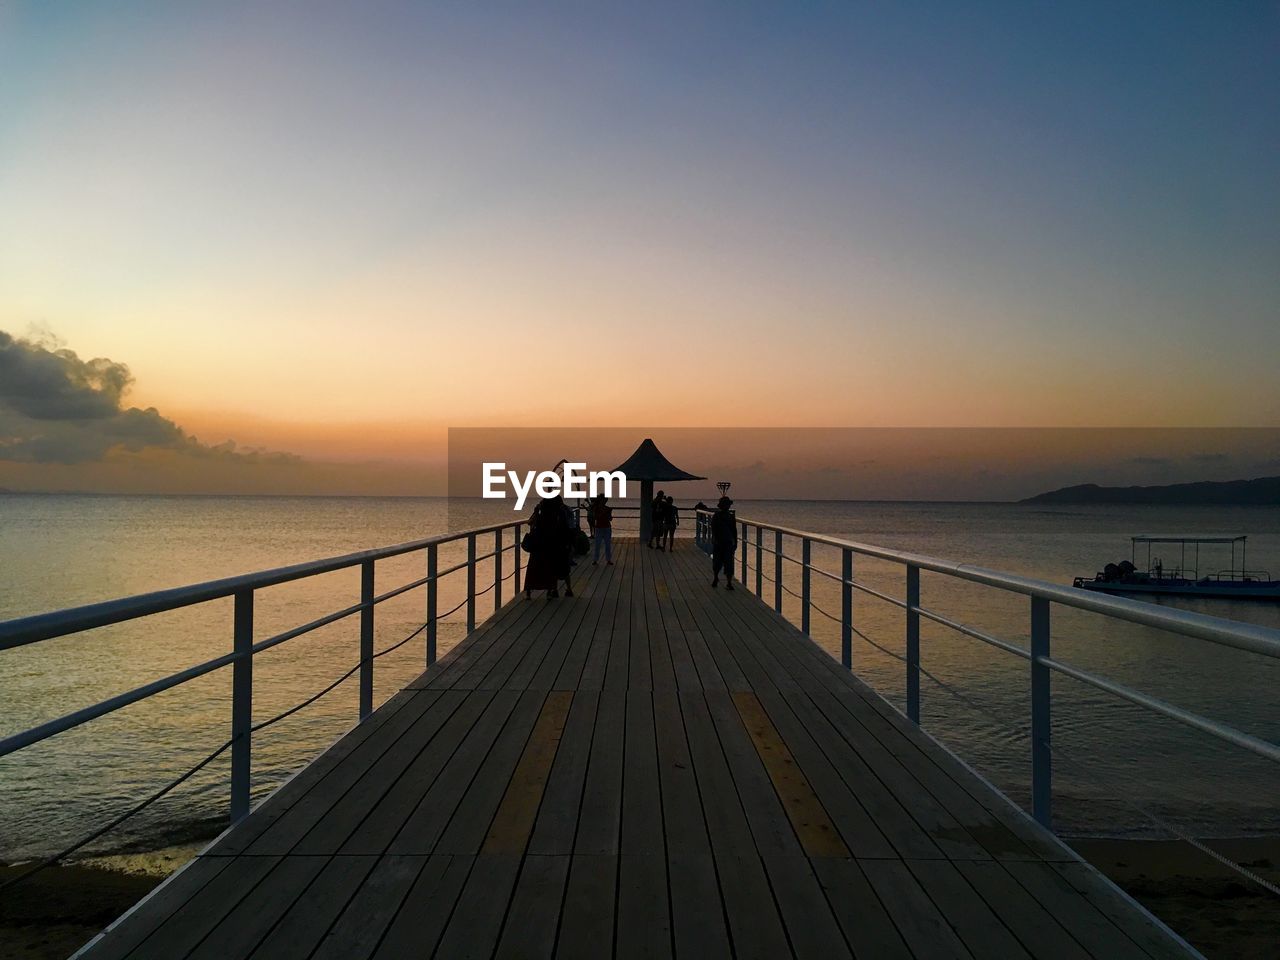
[1,4,1277,496]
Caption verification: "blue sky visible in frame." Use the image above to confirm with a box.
[0,1,1277,492]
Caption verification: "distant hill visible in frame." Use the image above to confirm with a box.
[1021,476,1280,505]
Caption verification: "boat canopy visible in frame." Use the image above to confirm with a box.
[1131,535,1246,544]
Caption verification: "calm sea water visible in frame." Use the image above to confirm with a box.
[1,495,1277,864]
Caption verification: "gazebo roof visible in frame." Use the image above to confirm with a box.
[614,438,705,482]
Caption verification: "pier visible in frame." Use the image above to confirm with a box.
[57,536,1198,959]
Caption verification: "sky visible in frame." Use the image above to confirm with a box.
[1,2,1278,495]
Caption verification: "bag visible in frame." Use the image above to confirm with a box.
[573,529,590,556]
[521,531,537,553]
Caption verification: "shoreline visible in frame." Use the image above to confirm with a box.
[3,837,1277,959]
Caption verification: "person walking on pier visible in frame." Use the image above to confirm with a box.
[647,489,666,549]
[524,495,575,598]
[662,495,679,551]
[591,495,614,565]
[710,496,737,590]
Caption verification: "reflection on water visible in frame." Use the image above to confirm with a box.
[1,495,1277,861]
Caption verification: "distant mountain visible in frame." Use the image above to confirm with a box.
[1021,476,1280,505]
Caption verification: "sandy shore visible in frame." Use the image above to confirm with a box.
[0,862,161,960]
[1069,836,1280,959]
[3,838,1277,958]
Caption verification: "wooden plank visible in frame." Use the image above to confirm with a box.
[861,859,973,960]
[954,859,1092,960]
[731,690,851,859]
[574,553,625,690]
[1003,860,1152,960]
[310,855,425,960]
[494,854,570,960]
[549,561,619,690]
[602,548,633,692]
[430,689,548,855]
[811,858,913,960]
[525,573,608,691]
[616,854,671,960]
[556,853,617,959]
[185,855,329,960]
[907,858,1033,959]
[321,688,499,854]
[803,684,993,861]
[677,688,792,959]
[374,688,518,855]
[252,688,464,855]
[433,853,523,960]
[770,685,944,861]
[617,688,670,959]
[573,685,626,856]
[651,683,733,957]
[248,854,378,959]
[123,855,280,959]
[668,851,730,958]
[628,544,653,692]
[751,686,902,859]
[528,690,600,855]
[703,688,815,859]
[371,855,473,959]
[497,555,611,691]
[483,690,573,854]
[415,594,540,690]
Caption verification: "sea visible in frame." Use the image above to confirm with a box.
[1,494,1277,867]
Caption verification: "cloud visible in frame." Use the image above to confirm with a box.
[1127,456,1172,466]
[0,330,300,465]
[1188,452,1230,463]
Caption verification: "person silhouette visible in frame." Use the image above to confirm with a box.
[524,495,575,599]
[710,496,737,590]
[647,489,666,549]
[662,495,679,552]
[591,495,614,565]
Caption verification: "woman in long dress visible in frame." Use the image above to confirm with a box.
[523,496,574,598]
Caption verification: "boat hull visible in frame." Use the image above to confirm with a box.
[1076,580,1280,601]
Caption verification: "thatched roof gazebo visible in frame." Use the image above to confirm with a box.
[614,438,706,541]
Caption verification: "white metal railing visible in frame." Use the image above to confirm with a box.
[0,518,529,886]
[693,510,1280,830]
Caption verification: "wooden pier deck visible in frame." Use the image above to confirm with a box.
[79,539,1195,959]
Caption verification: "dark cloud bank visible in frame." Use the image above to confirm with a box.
[0,330,299,465]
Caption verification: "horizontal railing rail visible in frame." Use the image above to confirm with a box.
[0,516,530,876]
[693,509,1280,832]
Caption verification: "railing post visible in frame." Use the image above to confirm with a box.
[801,538,812,636]
[906,564,920,724]
[841,549,852,669]
[494,529,503,611]
[426,543,438,666]
[740,521,747,584]
[1031,595,1052,829]
[230,588,253,824]
[514,523,522,594]
[359,559,374,721]
[747,529,757,599]
[774,529,783,613]
[466,533,476,634]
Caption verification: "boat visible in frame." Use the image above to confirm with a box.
[1073,535,1280,601]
